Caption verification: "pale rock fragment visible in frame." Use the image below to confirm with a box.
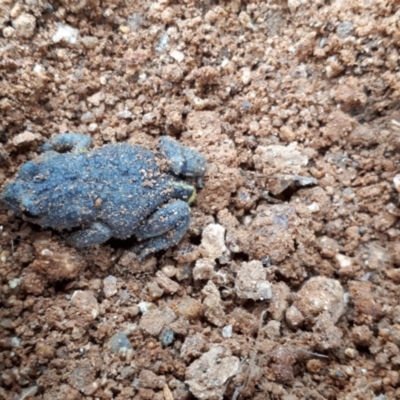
[185,345,240,400]
[3,26,14,37]
[254,142,308,175]
[193,258,215,281]
[174,297,203,320]
[180,333,207,361]
[288,0,301,13]
[279,125,296,142]
[267,174,317,196]
[52,23,80,44]
[222,325,232,338]
[70,291,99,320]
[87,91,105,106]
[12,13,36,38]
[293,276,345,326]
[81,35,99,49]
[139,307,176,336]
[235,260,272,301]
[103,275,117,298]
[202,281,225,326]
[199,223,227,260]
[336,253,353,272]
[241,67,252,85]
[170,50,185,63]
[286,305,304,330]
[312,311,343,351]
[316,236,339,258]
[146,281,163,300]
[264,320,281,340]
[269,282,291,321]
[139,369,166,389]
[12,131,41,147]
[138,301,156,314]
[155,271,180,294]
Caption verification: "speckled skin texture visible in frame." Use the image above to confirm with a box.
[2,133,207,259]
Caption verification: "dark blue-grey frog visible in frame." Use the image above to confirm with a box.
[2,133,207,260]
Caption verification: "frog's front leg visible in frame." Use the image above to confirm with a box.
[41,133,93,153]
[131,200,191,260]
[66,222,113,248]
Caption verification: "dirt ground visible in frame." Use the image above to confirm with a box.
[1,0,400,399]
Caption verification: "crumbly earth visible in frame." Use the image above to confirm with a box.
[1,1,400,399]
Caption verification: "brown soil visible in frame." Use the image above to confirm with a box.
[1,1,400,399]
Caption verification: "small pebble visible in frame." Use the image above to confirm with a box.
[193,258,215,281]
[52,23,80,44]
[103,275,118,298]
[336,21,354,39]
[235,260,272,301]
[71,290,99,320]
[108,332,132,353]
[160,329,175,346]
[12,131,40,147]
[199,223,227,260]
[81,35,99,49]
[222,325,232,338]
[12,13,36,38]
[155,271,180,294]
[139,301,155,314]
[170,50,184,63]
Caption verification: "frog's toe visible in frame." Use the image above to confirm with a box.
[41,133,93,153]
[158,136,207,178]
[66,222,113,248]
[132,200,190,260]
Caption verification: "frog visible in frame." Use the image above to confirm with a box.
[2,133,207,260]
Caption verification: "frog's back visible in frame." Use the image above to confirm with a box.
[12,143,170,235]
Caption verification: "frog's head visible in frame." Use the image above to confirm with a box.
[2,181,42,220]
[159,136,207,179]
[2,161,43,220]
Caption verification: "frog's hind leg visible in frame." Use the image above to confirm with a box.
[131,200,191,261]
[41,133,93,153]
[66,222,113,248]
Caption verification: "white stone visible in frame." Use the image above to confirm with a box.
[103,275,118,298]
[199,223,227,260]
[241,67,252,85]
[138,301,155,314]
[336,253,352,270]
[307,202,320,213]
[222,325,232,338]
[193,258,215,281]
[52,23,80,44]
[170,50,184,63]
